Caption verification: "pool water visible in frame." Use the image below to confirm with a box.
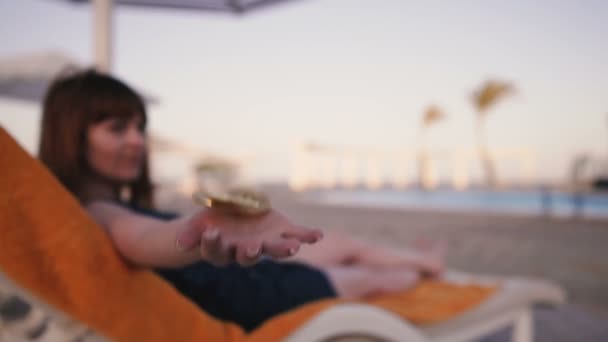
[309,188,608,219]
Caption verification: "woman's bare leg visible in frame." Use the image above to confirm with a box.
[323,266,421,299]
[289,231,446,276]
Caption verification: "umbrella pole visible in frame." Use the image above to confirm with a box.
[94,0,113,72]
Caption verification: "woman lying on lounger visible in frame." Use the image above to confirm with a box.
[37,69,445,331]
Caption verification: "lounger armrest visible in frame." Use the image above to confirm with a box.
[422,270,566,342]
[283,303,428,342]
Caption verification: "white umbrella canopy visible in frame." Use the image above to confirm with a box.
[0,50,157,103]
[0,51,79,103]
[65,0,298,13]
[56,0,299,72]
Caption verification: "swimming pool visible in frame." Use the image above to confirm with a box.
[308,188,608,219]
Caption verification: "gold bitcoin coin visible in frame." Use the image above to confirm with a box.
[193,188,271,216]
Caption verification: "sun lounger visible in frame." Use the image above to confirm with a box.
[0,127,565,342]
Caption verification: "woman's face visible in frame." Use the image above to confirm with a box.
[86,115,146,183]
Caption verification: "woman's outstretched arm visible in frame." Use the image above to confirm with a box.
[86,201,322,268]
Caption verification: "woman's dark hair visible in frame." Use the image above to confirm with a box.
[38,69,153,208]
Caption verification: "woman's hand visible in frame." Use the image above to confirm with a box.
[176,209,323,266]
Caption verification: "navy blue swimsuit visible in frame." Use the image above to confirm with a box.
[131,207,336,331]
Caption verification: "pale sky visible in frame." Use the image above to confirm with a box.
[1,0,607,183]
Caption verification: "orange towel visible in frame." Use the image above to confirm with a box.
[0,127,495,342]
[0,127,245,342]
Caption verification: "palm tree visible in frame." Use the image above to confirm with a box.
[605,113,608,170]
[418,105,444,189]
[472,80,514,188]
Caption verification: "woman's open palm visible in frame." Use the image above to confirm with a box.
[177,209,323,266]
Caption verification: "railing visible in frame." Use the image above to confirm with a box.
[288,143,537,191]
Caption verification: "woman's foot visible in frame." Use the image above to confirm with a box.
[411,239,448,277]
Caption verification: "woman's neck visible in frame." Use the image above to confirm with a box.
[80,175,121,204]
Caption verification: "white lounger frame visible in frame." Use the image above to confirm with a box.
[285,271,566,342]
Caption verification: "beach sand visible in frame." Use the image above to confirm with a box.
[157,183,608,341]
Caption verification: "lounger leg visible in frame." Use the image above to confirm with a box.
[511,309,532,342]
